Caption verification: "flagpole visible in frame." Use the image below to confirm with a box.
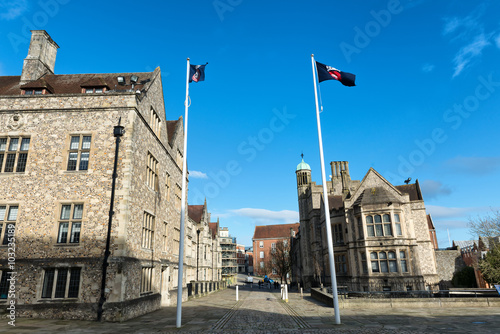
[311,54,341,325]
[176,57,190,328]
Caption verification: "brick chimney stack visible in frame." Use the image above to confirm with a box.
[20,30,59,85]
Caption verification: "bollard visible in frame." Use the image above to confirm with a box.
[236,285,239,301]
[281,285,284,299]
[285,284,289,303]
[300,287,303,298]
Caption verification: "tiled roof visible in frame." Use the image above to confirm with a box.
[208,222,218,238]
[427,214,435,230]
[0,72,153,95]
[188,205,204,223]
[453,240,477,250]
[354,187,401,206]
[253,223,299,240]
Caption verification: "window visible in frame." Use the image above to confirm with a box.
[146,152,158,190]
[142,212,155,249]
[333,223,344,244]
[0,270,11,299]
[82,87,105,94]
[165,173,171,202]
[335,254,347,274]
[176,149,183,171]
[0,137,30,173]
[259,241,264,248]
[23,89,45,95]
[162,221,168,252]
[150,108,161,137]
[141,267,153,293]
[272,268,277,275]
[0,205,18,245]
[173,227,180,256]
[357,217,364,239]
[57,204,83,244]
[371,251,400,273]
[41,267,81,299]
[394,214,402,236]
[366,214,392,237]
[260,251,264,259]
[174,184,182,211]
[271,243,276,250]
[67,135,91,171]
[360,252,368,274]
[400,251,408,272]
[259,262,264,268]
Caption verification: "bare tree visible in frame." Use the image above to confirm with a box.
[468,210,500,239]
[270,240,292,284]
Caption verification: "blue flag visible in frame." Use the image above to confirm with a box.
[189,63,207,83]
[316,61,355,87]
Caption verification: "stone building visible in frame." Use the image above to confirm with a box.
[0,30,223,321]
[187,201,221,282]
[292,158,439,292]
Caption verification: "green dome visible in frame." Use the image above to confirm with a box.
[296,159,311,171]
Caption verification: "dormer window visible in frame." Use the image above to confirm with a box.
[83,87,106,94]
[23,89,45,95]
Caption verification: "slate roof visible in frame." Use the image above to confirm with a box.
[166,120,180,146]
[395,180,423,201]
[0,72,153,95]
[188,205,204,223]
[328,195,344,211]
[253,223,299,240]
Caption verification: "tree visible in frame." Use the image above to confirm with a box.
[468,210,500,239]
[451,266,477,288]
[270,240,292,284]
[478,244,500,284]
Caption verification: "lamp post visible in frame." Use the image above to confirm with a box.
[97,118,125,321]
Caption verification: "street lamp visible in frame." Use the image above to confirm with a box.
[97,118,125,321]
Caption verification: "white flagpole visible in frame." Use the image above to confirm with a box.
[176,57,190,328]
[311,54,341,325]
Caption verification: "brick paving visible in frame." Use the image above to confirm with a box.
[3,283,500,333]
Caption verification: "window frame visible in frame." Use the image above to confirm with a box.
[66,134,92,172]
[0,136,30,173]
[146,152,159,191]
[40,267,81,299]
[365,213,394,238]
[142,212,155,250]
[140,267,153,294]
[0,204,18,246]
[0,270,11,299]
[56,203,84,245]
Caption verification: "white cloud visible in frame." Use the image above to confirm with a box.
[420,180,451,199]
[452,33,491,77]
[189,170,208,179]
[231,208,299,224]
[0,0,28,20]
[421,63,435,73]
[426,205,472,219]
[444,156,500,175]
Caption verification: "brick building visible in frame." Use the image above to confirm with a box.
[252,223,299,277]
[292,158,439,291]
[0,30,224,321]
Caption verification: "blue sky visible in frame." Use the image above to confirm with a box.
[1,0,500,247]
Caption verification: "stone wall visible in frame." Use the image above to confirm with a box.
[434,249,465,289]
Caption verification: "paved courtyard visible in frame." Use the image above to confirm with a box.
[4,283,500,333]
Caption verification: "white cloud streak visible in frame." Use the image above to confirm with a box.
[420,180,451,199]
[189,170,208,179]
[0,0,28,20]
[452,33,491,78]
[231,208,299,224]
[444,156,500,175]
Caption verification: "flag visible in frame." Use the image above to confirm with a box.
[316,61,355,86]
[189,63,207,83]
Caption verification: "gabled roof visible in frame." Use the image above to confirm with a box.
[253,223,299,240]
[208,222,219,238]
[395,179,423,201]
[188,205,204,223]
[0,72,153,95]
[427,214,435,230]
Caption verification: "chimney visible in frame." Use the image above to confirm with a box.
[20,30,59,85]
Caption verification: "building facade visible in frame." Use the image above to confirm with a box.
[219,227,237,278]
[252,223,299,278]
[292,158,439,292]
[0,30,224,321]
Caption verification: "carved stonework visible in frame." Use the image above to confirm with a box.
[7,113,26,130]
